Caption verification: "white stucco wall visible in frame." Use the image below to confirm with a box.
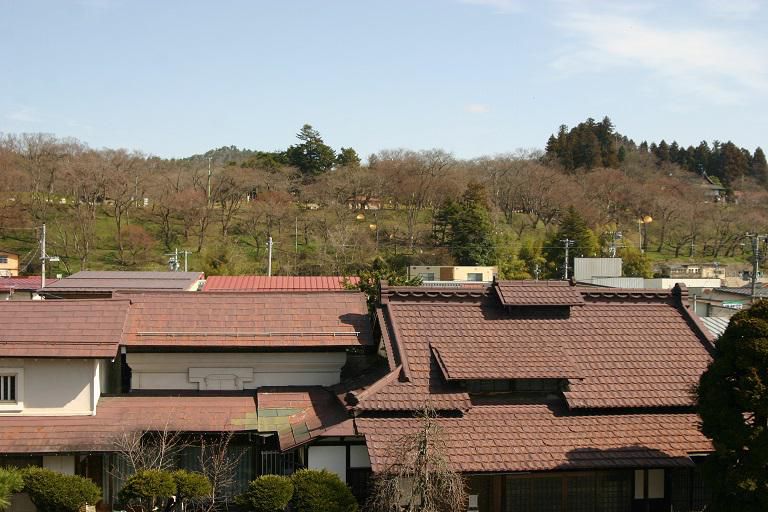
[308,445,347,482]
[43,455,75,475]
[127,352,347,390]
[0,358,95,416]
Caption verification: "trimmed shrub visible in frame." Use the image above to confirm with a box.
[0,467,24,511]
[238,474,294,512]
[21,467,101,512]
[172,469,212,503]
[290,469,358,512]
[118,469,176,511]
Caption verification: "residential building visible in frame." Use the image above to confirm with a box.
[408,265,497,284]
[350,280,714,511]
[38,271,204,299]
[0,276,57,301]
[0,250,19,277]
[202,275,359,292]
[573,257,622,282]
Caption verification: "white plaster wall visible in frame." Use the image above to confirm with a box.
[127,352,347,390]
[308,445,347,483]
[349,445,371,468]
[0,358,95,416]
[43,455,75,475]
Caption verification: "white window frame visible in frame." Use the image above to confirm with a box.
[466,272,484,282]
[0,368,23,412]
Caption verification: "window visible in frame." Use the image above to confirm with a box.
[0,256,7,264]
[419,273,435,281]
[0,375,16,402]
[466,272,483,281]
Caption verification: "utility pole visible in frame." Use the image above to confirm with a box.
[267,237,273,277]
[561,238,575,280]
[40,223,46,289]
[183,250,189,272]
[295,217,299,274]
[534,263,540,281]
[747,234,765,303]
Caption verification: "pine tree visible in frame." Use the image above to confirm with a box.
[435,184,496,266]
[285,124,336,177]
[751,147,768,183]
[696,301,768,510]
[543,207,599,278]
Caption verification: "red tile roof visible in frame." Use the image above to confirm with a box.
[120,291,372,348]
[203,276,359,292]
[357,401,711,473]
[0,300,129,358]
[0,276,58,292]
[0,392,350,454]
[494,280,585,306]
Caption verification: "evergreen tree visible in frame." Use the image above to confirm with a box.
[617,146,627,163]
[696,301,768,510]
[435,184,496,266]
[751,147,768,183]
[285,124,336,177]
[639,141,649,153]
[543,207,599,278]
[719,141,749,186]
[336,147,361,168]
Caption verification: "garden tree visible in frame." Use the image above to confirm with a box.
[618,247,652,278]
[285,124,336,177]
[172,470,213,511]
[750,147,768,183]
[0,467,23,511]
[543,206,599,278]
[290,470,357,512]
[336,147,361,167]
[118,470,176,511]
[237,475,293,512]
[22,467,101,512]
[350,256,421,311]
[435,183,496,266]
[696,301,768,510]
[368,407,467,512]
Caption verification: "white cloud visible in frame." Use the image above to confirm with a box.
[458,0,521,13]
[465,103,491,113]
[704,0,761,20]
[5,107,41,123]
[553,9,768,105]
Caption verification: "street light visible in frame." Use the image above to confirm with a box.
[638,215,653,253]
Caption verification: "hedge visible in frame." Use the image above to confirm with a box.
[290,469,358,512]
[238,474,294,512]
[21,467,101,512]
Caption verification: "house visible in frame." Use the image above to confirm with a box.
[691,284,768,318]
[0,276,57,301]
[668,263,726,280]
[0,291,374,508]
[408,265,498,284]
[202,275,359,292]
[349,280,714,511]
[0,250,19,277]
[346,195,383,210]
[38,271,204,299]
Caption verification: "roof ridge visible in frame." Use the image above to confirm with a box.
[348,365,403,406]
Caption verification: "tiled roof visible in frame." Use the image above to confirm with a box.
[0,395,257,453]
[0,391,351,454]
[0,276,58,292]
[120,291,373,348]
[41,271,203,293]
[715,285,768,298]
[357,401,711,473]
[255,387,352,450]
[203,276,359,292]
[494,280,585,306]
[362,283,712,411]
[0,300,129,357]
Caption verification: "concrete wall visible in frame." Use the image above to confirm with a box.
[574,258,622,281]
[127,352,347,390]
[42,455,75,475]
[0,358,96,416]
[308,445,347,482]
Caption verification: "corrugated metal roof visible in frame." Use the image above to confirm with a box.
[42,271,204,292]
[700,316,730,339]
[202,275,359,291]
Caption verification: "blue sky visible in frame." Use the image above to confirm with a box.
[1,0,767,159]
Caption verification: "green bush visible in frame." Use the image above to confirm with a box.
[21,466,101,512]
[290,469,357,512]
[0,467,24,511]
[172,469,212,502]
[118,469,176,510]
[238,475,294,512]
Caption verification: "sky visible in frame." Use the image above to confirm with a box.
[1,0,767,159]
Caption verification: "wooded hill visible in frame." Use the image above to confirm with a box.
[0,118,766,280]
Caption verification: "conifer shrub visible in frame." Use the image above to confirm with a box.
[172,469,212,503]
[21,466,101,512]
[238,474,294,512]
[0,467,24,511]
[290,469,358,512]
[118,469,176,511]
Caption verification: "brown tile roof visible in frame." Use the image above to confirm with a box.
[0,395,257,453]
[494,280,585,306]
[255,387,352,450]
[0,276,58,292]
[362,283,712,411]
[0,300,129,358]
[120,291,373,349]
[42,271,203,293]
[0,391,351,454]
[357,401,712,473]
[203,276,359,292]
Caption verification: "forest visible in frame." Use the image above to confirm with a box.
[1,118,767,280]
